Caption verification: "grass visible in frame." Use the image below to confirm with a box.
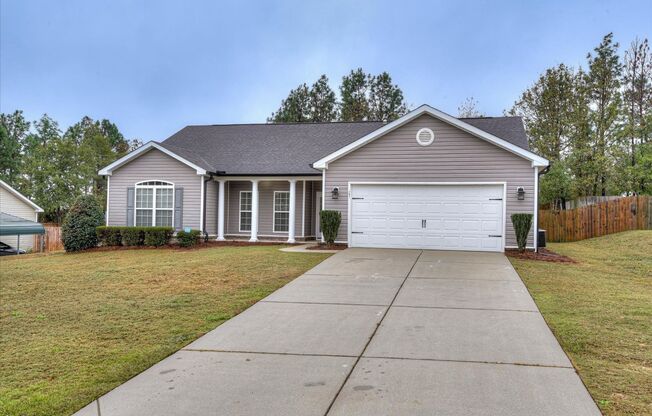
[0,245,331,416]
[509,230,652,415]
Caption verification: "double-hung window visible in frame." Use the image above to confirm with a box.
[273,191,290,232]
[239,191,252,232]
[135,181,174,227]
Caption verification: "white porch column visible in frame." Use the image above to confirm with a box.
[249,179,259,242]
[288,179,296,243]
[217,180,226,241]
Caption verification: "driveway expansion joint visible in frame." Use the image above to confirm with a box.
[408,276,517,282]
[391,304,539,313]
[360,355,575,369]
[260,300,388,307]
[181,348,358,359]
[323,250,424,416]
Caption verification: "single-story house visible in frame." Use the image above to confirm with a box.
[99,105,548,252]
[0,179,45,251]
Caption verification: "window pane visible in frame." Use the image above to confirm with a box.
[274,212,289,232]
[240,192,252,211]
[274,192,289,212]
[155,210,173,227]
[136,209,152,226]
[240,212,251,231]
[136,188,153,209]
[156,188,173,209]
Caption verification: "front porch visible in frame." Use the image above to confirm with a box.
[207,176,323,243]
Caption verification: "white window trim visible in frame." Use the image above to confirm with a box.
[272,191,290,233]
[134,180,175,227]
[239,190,253,233]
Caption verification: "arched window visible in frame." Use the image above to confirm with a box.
[135,181,174,227]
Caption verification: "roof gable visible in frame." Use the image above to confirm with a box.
[98,142,211,176]
[0,179,44,212]
[312,105,548,169]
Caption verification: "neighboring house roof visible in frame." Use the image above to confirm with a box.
[98,105,545,176]
[0,179,44,212]
[313,105,548,169]
[0,212,45,235]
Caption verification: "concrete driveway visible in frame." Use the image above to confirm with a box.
[76,248,600,416]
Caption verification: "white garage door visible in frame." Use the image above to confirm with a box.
[350,184,504,252]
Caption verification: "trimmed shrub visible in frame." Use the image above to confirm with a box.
[511,213,533,252]
[96,226,123,246]
[61,195,105,252]
[144,227,174,247]
[320,210,342,245]
[122,227,145,246]
[176,229,201,247]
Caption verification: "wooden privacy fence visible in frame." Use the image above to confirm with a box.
[34,223,63,252]
[539,196,651,242]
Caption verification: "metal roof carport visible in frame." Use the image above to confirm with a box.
[0,212,45,253]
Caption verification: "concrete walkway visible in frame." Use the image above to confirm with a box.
[76,248,600,416]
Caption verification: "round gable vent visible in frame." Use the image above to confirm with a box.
[416,128,435,146]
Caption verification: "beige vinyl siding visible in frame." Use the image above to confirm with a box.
[224,180,305,237]
[205,180,218,235]
[0,186,39,250]
[324,114,536,247]
[108,148,202,229]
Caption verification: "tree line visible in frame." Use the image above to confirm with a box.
[268,68,409,123]
[0,112,140,222]
[508,33,651,208]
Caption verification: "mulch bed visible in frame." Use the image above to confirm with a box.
[306,243,348,251]
[505,248,577,263]
[81,240,293,253]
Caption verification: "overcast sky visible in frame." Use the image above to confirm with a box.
[1,0,650,141]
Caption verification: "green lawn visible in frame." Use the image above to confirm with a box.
[510,231,652,415]
[0,246,331,416]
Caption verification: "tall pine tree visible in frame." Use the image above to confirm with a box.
[368,72,408,122]
[586,32,623,196]
[339,68,371,121]
[309,75,337,122]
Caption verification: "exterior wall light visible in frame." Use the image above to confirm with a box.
[517,187,525,200]
[331,187,339,199]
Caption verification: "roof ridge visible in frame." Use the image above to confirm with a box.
[184,120,387,127]
[459,115,521,120]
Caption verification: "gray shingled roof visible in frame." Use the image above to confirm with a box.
[160,116,529,175]
[461,116,530,150]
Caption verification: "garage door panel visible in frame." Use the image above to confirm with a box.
[350,184,504,252]
[482,220,500,233]
[482,203,501,214]
[461,220,481,231]
[388,202,404,213]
